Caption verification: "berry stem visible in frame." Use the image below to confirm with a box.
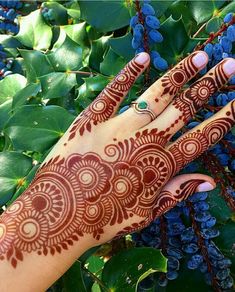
[134,0,151,84]
[186,202,221,292]
[195,15,235,50]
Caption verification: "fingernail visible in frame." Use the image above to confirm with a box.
[197,182,214,192]
[135,52,149,64]
[192,52,208,68]
[223,58,235,77]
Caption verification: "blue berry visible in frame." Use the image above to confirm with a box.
[141,3,155,16]
[224,13,233,23]
[212,43,223,60]
[227,25,235,42]
[189,192,208,202]
[220,36,232,53]
[182,243,199,254]
[153,56,168,71]
[149,29,163,43]
[130,15,138,28]
[145,15,160,29]
[166,270,178,280]
[204,43,213,59]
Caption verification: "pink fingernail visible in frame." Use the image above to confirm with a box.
[135,52,150,64]
[192,52,208,68]
[223,58,235,77]
[197,182,214,192]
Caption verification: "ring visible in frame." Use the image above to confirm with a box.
[130,100,156,121]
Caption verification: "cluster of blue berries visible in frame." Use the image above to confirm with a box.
[0,0,22,34]
[133,191,234,290]
[0,44,13,80]
[130,0,168,71]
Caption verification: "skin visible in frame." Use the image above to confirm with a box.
[0,51,235,292]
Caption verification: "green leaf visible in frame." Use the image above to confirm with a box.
[79,0,131,32]
[0,74,27,104]
[0,100,12,132]
[89,35,111,71]
[39,72,77,99]
[0,151,32,206]
[109,32,135,62]
[156,16,189,64]
[7,164,40,205]
[12,83,41,109]
[20,49,53,82]
[188,1,225,24]
[16,9,52,50]
[100,48,126,76]
[220,1,235,18]
[207,187,232,223]
[47,31,83,72]
[62,261,87,292]
[206,17,223,34]
[62,22,89,48]
[150,0,175,17]
[101,247,167,291]
[86,255,104,277]
[4,105,75,152]
[0,35,22,57]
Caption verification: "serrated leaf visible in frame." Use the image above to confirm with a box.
[101,247,167,291]
[0,151,32,206]
[150,0,175,17]
[79,0,131,33]
[39,72,77,99]
[206,17,223,34]
[188,1,225,24]
[62,22,89,48]
[20,49,53,82]
[220,1,235,18]
[109,32,135,62]
[0,74,27,104]
[47,31,83,72]
[100,48,126,76]
[0,100,13,131]
[12,83,41,109]
[16,10,52,50]
[4,105,75,152]
[156,16,189,64]
[89,35,111,71]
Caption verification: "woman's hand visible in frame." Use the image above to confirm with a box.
[0,52,235,280]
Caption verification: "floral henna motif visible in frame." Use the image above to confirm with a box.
[68,58,144,141]
[169,101,235,172]
[172,61,227,123]
[159,52,199,99]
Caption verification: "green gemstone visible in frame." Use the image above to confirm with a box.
[138,101,148,109]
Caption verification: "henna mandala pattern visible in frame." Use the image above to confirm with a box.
[67,57,144,141]
[160,52,198,98]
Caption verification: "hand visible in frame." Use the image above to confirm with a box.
[0,51,235,268]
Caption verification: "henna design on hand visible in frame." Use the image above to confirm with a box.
[68,58,144,140]
[171,61,227,123]
[160,52,199,98]
[168,100,235,172]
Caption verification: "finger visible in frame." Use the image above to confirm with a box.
[167,100,235,172]
[152,174,215,219]
[145,58,235,139]
[67,53,150,140]
[115,51,208,132]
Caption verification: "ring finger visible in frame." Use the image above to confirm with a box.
[115,51,208,132]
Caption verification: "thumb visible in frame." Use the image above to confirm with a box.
[152,174,216,219]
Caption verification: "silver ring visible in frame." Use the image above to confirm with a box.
[130,100,156,121]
